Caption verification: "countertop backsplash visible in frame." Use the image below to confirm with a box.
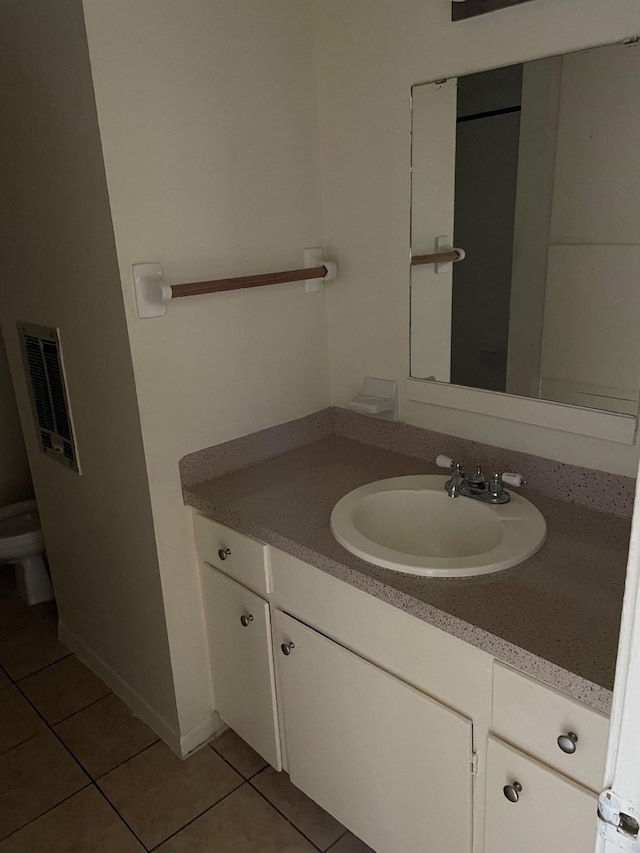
[180,406,635,518]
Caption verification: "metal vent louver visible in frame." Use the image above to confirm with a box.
[19,323,80,473]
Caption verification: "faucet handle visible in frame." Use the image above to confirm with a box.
[436,455,455,470]
[468,465,485,485]
[490,473,503,497]
[501,472,527,488]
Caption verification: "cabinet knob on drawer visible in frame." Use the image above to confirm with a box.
[557,732,578,754]
[281,642,295,656]
[240,614,253,627]
[218,548,231,561]
[503,782,522,803]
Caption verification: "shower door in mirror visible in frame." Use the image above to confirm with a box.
[410,40,640,417]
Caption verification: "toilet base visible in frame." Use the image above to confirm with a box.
[14,555,54,606]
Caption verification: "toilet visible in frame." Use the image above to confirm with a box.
[0,500,54,606]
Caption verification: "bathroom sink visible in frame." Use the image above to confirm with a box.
[330,475,546,577]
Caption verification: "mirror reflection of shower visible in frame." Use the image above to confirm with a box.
[452,65,522,393]
[411,40,640,416]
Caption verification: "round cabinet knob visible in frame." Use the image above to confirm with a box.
[503,782,523,803]
[557,732,578,754]
[240,614,253,627]
[280,642,295,656]
[217,548,231,561]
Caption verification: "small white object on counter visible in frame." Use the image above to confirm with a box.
[347,377,398,420]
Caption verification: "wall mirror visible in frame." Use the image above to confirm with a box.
[410,39,640,440]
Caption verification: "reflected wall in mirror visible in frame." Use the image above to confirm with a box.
[410,39,640,416]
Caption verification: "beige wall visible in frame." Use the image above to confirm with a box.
[11,0,636,753]
[82,0,328,741]
[0,332,32,505]
[0,1,179,737]
[314,0,640,476]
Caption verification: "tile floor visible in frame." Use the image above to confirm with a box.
[0,568,374,852]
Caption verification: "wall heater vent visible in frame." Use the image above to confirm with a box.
[19,323,80,473]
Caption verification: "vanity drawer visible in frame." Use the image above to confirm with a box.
[492,662,608,791]
[193,513,270,595]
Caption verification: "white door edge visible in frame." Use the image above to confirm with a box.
[596,473,640,852]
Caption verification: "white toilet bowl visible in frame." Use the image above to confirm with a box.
[0,500,54,606]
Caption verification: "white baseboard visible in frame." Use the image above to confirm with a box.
[58,621,221,758]
[180,711,226,756]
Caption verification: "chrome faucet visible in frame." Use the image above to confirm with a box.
[446,462,466,498]
[435,455,526,505]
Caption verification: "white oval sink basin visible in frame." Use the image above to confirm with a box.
[330,475,546,577]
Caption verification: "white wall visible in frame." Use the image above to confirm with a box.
[314,0,640,476]
[82,0,329,741]
[0,0,179,736]
[0,331,32,506]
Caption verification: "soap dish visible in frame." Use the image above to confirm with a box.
[347,377,398,420]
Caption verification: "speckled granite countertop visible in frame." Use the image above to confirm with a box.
[184,435,630,714]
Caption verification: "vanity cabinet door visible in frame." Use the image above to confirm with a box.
[484,737,597,853]
[203,567,281,769]
[274,610,473,853]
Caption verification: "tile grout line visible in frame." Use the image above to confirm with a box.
[44,689,114,726]
[207,740,268,782]
[92,738,160,785]
[8,662,150,850]
[247,774,329,853]
[0,677,113,761]
[0,603,58,645]
[207,745,347,853]
[146,778,247,851]
[0,781,94,846]
[0,726,46,760]
[0,604,70,679]
[92,781,155,852]
[11,658,157,786]
[0,604,148,848]
[0,614,96,840]
[204,746,327,852]
[11,668,100,779]
[325,829,351,851]
[2,649,73,685]
[14,684,113,728]
[1,604,158,849]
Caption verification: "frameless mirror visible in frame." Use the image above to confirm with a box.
[410,39,640,417]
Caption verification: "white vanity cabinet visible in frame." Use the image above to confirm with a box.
[484,737,597,853]
[195,513,608,853]
[274,609,473,853]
